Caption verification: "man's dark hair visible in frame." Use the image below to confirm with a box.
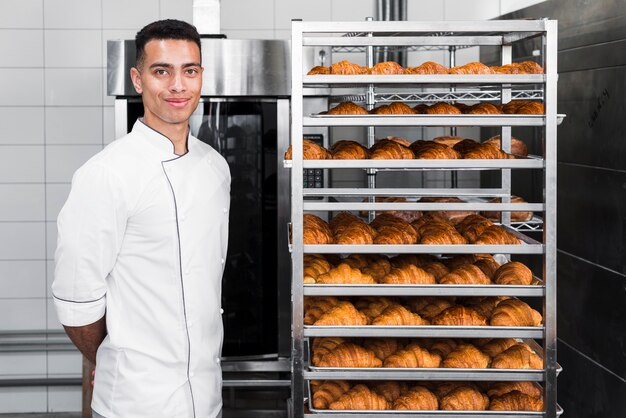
[135,19,201,70]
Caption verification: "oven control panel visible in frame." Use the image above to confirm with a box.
[302,134,324,189]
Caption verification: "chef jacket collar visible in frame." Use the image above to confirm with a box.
[133,118,193,159]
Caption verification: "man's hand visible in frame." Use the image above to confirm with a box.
[63,316,107,364]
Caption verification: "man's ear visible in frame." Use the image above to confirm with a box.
[130,67,143,94]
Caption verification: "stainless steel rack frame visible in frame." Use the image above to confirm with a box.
[290,19,558,418]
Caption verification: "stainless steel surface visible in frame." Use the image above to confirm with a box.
[303,283,544,297]
[193,0,220,34]
[289,158,545,169]
[303,243,544,254]
[222,380,291,388]
[303,409,563,418]
[107,39,291,97]
[302,187,512,196]
[303,115,549,127]
[304,368,544,381]
[221,358,291,372]
[302,201,543,211]
[303,326,544,339]
[375,0,407,66]
[303,74,546,83]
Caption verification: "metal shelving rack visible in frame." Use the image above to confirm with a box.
[289,20,559,418]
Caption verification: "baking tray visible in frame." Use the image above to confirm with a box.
[303,325,544,339]
[303,114,565,127]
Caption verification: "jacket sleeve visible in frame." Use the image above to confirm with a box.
[52,161,128,327]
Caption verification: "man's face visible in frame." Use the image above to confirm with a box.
[130,39,203,131]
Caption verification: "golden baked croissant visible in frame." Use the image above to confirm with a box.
[516,101,544,114]
[487,381,542,399]
[491,63,524,74]
[383,343,441,368]
[330,140,369,160]
[410,140,461,159]
[312,380,351,409]
[354,296,394,320]
[442,344,491,368]
[358,196,422,224]
[463,103,502,115]
[329,384,390,410]
[440,386,490,410]
[482,196,534,222]
[335,225,377,245]
[433,382,480,399]
[493,261,533,285]
[443,254,480,270]
[418,299,455,320]
[393,386,439,410]
[462,143,512,159]
[381,264,436,284]
[492,343,544,369]
[484,135,529,157]
[371,102,416,115]
[428,338,458,358]
[489,391,544,411]
[473,257,501,279]
[431,306,488,326]
[405,61,448,75]
[425,102,463,114]
[371,381,410,403]
[311,337,346,366]
[479,338,518,357]
[439,264,491,285]
[432,135,464,148]
[413,103,430,113]
[325,101,369,115]
[363,338,401,361]
[330,211,368,235]
[465,296,510,319]
[369,139,415,160]
[304,296,340,325]
[449,62,495,75]
[303,254,332,283]
[307,65,330,75]
[284,138,331,160]
[361,256,392,282]
[314,301,370,326]
[303,214,334,245]
[416,224,467,245]
[451,138,481,155]
[517,60,544,74]
[341,254,370,270]
[455,214,494,243]
[372,304,428,326]
[330,60,368,75]
[417,196,476,224]
[500,100,526,114]
[317,342,383,368]
[411,212,455,234]
[473,225,521,245]
[369,61,405,75]
[422,261,450,281]
[316,263,376,284]
[371,213,418,244]
[390,254,437,268]
[490,299,542,327]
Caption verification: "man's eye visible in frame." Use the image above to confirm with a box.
[185,68,199,75]
[154,69,167,75]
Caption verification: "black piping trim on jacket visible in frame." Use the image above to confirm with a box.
[138,118,190,156]
[161,160,197,418]
[52,294,106,304]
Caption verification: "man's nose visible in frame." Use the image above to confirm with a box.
[170,71,185,92]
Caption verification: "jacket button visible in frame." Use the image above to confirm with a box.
[216,358,221,364]
[222,207,227,213]
[220,308,224,314]
[221,258,225,264]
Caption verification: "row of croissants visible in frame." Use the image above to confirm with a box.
[307,59,544,76]
[304,212,521,245]
[285,135,529,160]
[309,379,544,411]
[304,295,543,327]
[321,100,544,115]
[311,336,543,369]
[304,252,536,286]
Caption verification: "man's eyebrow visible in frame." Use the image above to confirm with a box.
[149,62,173,69]
[182,62,202,68]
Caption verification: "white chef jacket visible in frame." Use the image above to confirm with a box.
[52,120,230,418]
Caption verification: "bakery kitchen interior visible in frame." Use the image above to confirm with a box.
[0,0,624,417]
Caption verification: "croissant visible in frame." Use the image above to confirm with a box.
[432,306,488,326]
[330,60,368,75]
[417,196,475,224]
[422,261,450,281]
[478,338,518,357]
[335,225,377,245]
[376,136,413,147]
[371,213,418,244]
[463,103,502,114]
[417,227,466,245]
[489,391,544,411]
[410,140,461,159]
[381,264,436,284]
[355,296,395,321]
[413,103,430,113]
[442,344,491,368]
[463,143,511,159]
[316,263,376,284]
[491,63,524,74]
[371,102,416,115]
[405,61,448,74]
[341,254,370,270]
[325,101,369,115]
[482,196,534,222]
[369,61,405,75]
[372,304,428,326]
[487,381,542,399]
[439,264,491,285]
[307,65,331,75]
[516,101,544,114]
[363,338,401,361]
[330,140,369,160]
[371,381,410,403]
[303,214,334,245]
[440,386,490,410]
[317,342,383,368]
[517,60,544,74]
[501,100,527,114]
[493,261,533,285]
[432,382,479,399]
[311,337,346,366]
[425,102,463,114]
[418,299,454,319]
[455,214,494,243]
[390,254,437,268]
[304,296,340,325]
[443,254,480,270]
[490,299,542,326]
[474,225,521,245]
[369,140,415,160]
[361,256,392,282]
[314,301,370,326]
[484,135,529,157]
[383,343,441,368]
[411,212,455,235]
[473,257,501,279]
[329,384,390,410]
[303,254,332,283]
[451,138,481,155]
[312,380,351,409]
[330,211,366,234]
[465,296,510,319]
[450,62,495,75]
[284,138,331,160]
[358,196,422,224]
[428,338,458,358]
[393,386,439,410]
[492,343,544,369]
[432,135,464,148]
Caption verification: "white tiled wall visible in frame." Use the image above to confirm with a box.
[0,0,544,413]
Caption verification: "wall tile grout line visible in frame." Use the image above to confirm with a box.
[558,338,626,384]
[557,249,626,279]
[41,0,49,408]
[558,161,626,174]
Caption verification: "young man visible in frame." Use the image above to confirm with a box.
[52,20,230,418]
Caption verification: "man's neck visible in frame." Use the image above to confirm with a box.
[143,116,189,155]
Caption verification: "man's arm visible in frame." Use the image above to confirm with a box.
[64,316,107,364]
